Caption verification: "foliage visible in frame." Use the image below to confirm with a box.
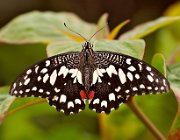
[0,9,180,140]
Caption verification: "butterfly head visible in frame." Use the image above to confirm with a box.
[82,42,94,60]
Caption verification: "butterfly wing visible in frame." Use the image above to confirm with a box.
[10,52,85,115]
[89,51,170,114]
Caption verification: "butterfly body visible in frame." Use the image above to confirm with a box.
[10,41,170,115]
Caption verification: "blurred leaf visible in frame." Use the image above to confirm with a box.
[96,13,109,39]
[0,11,97,44]
[0,86,15,124]
[168,63,180,90]
[61,31,86,42]
[106,20,130,40]
[167,63,180,139]
[94,39,145,59]
[151,53,166,75]
[167,87,180,140]
[164,1,180,16]
[47,39,145,59]
[119,16,180,40]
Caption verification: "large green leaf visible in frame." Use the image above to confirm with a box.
[119,16,180,40]
[151,53,166,75]
[47,39,145,59]
[0,86,15,124]
[0,11,97,44]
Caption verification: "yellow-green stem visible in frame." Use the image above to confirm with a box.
[5,99,46,117]
[127,98,166,140]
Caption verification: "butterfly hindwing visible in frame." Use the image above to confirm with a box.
[10,52,85,115]
[89,51,170,113]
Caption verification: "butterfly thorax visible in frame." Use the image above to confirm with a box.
[79,42,96,98]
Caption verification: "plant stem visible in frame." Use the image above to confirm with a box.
[98,113,111,140]
[5,99,46,117]
[126,97,166,140]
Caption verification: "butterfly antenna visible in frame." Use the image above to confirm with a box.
[88,23,108,41]
[64,23,87,41]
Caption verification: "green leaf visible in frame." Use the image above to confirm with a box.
[96,13,109,39]
[167,63,180,139]
[168,63,180,90]
[151,53,166,75]
[0,11,97,44]
[47,39,145,59]
[119,16,180,40]
[0,86,15,124]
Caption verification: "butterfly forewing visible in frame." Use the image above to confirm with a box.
[89,51,170,113]
[10,52,85,115]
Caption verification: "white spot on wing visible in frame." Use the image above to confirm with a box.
[75,99,81,104]
[128,66,136,72]
[163,79,167,86]
[59,94,66,103]
[43,74,49,83]
[126,58,131,65]
[127,72,133,81]
[140,84,145,89]
[24,78,30,85]
[71,69,78,78]
[45,60,50,67]
[13,83,16,89]
[161,86,164,90]
[146,66,151,71]
[41,68,48,74]
[46,91,50,95]
[50,70,57,85]
[52,96,59,101]
[35,66,39,73]
[67,101,74,109]
[54,87,60,92]
[115,86,121,92]
[93,98,100,104]
[156,78,159,83]
[96,68,103,77]
[106,65,117,77]
[147,75,154,82]
[39,89,43,93]
[92,70,99,85]
[25,89,30,92]
[109,93,115,101]
[99,68,106,73]
[125,90,130,93]
[132,87,138,91]
[118,68,126,84]
[135,74,140,79]
[58,66,69,78]
[37,76,42,81]
[98,77,102,83]
[26,69,32,75]
[32,86,37,91]
[101,100,107,108]
[138,64,142,71]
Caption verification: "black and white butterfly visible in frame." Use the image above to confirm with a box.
[10,41,170,115]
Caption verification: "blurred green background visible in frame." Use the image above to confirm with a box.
[0,0,180,140]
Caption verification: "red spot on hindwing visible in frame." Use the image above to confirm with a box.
[80,90,86,99]
[88,90,95,99]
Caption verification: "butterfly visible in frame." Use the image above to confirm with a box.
[9,40,170,115]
